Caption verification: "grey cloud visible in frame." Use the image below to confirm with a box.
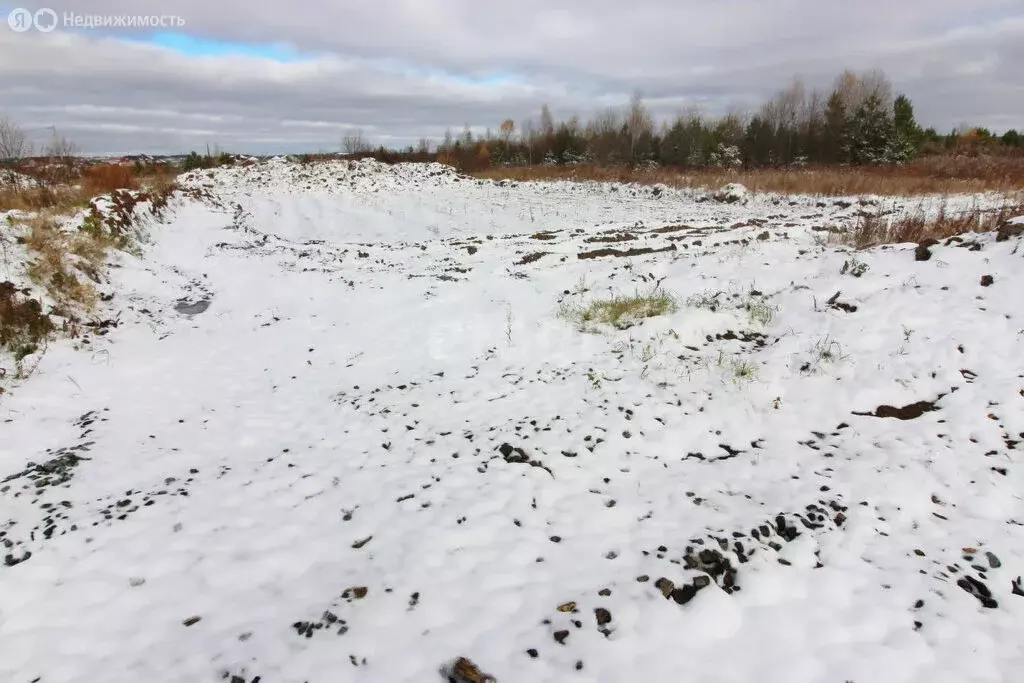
[2,1,1023,154]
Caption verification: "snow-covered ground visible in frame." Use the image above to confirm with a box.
[2,160,1023,683]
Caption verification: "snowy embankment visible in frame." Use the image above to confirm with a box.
[1,159,1023,683]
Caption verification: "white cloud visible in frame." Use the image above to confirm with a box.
[2,0,1022,153]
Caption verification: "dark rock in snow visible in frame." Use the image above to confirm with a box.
[915,239,938,261]
[957,576,998,609]
[671,585,697,605]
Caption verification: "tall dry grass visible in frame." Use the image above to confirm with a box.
[1,164,176,213]
[83,164,139,195]
[0,185,88,213]
[21,216,103,311]
[838,200,1024,249]
[473,156,1024,197]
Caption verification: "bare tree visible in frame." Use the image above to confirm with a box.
[45,128,77,159]
[41,127,78,185]
[799,88,826,134]
[626,90,654,162]
[440,127,454,153]
[762,78,805,131]
[416,137,431,154]
[0,116,32,164]
[520,119,536,164]
[539,104,555,139]
[586,107,625,162]
[342,129,371,155]
[833,69,893,112]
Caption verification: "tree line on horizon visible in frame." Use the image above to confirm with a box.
[348,69,1022,172]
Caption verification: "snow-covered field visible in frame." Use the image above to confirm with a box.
[2,160,1023,683]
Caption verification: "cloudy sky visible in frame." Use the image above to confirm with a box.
[2,0,1023,155]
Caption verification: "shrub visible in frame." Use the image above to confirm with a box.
[83,164,138,195]
[0,281,54,359]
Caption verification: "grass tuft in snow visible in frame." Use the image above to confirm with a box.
[840,257,869,277]
[801,335,848,373]
[686,290,722,311]
[731,358,758,382]
[744,295,777,327]
[711,349,759,385]
[560,287,677,331]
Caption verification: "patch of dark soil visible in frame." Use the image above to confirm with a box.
[648,225,693,234]
[497,443,552,477]
[717,444,743,460]
[584,232,638,244]
[83,316,120,336]
[516,252,550,265]
[826,291,858,313]
[853,394,945,420]
[711,330,769,347]
[530,232,558,241]
[577,244,676,260]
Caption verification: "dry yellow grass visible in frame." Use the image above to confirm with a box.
[2,166,180,371]
[560,288,678,331]
[473,156,1024,197]
[82,164,139,196]
[1,164,176,213]
[0,185,90,213]
[20,216,106,312]
[839,200,1024,249]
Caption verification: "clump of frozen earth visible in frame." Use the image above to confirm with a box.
[713,182,749,204]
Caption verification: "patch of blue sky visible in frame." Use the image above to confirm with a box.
[134,32,303,61]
